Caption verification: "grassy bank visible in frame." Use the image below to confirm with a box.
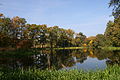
[0,65,120,80]
[54,47,86,50]
[55,47,120,51]
[31,47,86,50]
[100,47,120,50]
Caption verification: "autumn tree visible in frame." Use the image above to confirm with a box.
[0,13,87,49]
[0,14,12,47]
[56,28,74,47]
[11,16,27,40]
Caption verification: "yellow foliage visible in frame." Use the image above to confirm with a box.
[83,43,87,47]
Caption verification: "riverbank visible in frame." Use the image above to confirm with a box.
[1,47,120,51]
[100,47,120,50]
[0,65,120,80]
[53,47,120,50]
[54,47,85,50]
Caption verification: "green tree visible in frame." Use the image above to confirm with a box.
[93,34,111,48]
[38,24,47,48]
[109,0,120,18]
[47,26,58,48]
[75,32,86,47]
[104,17,120,47]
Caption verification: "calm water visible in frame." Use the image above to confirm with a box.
[0,49,120,71]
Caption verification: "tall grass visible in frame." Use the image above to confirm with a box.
[0,65,120,80]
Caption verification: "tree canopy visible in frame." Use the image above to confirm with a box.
[109,0,120,18]
[0,13,87,49]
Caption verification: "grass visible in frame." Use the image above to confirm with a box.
[100,47,120,50]
[54,47,86,50]
[31,47,86,50]
[32,46,120,50]
[1,47,120,52]
[0,65,120,80]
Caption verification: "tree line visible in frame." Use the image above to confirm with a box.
[0,0,120,49]
[0,14,87,49]
[0,13,120,49]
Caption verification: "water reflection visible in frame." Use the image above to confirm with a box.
[0,49,120,70]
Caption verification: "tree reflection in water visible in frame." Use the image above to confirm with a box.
[106,51,120,66]
[0,49,120,70]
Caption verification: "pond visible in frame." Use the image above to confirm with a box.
[0,49,120,71]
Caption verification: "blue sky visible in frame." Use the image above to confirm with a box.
[0,0,113,37]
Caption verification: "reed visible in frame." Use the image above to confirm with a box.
[0,65,120,80]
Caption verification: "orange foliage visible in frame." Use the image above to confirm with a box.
[16,40,32,49]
